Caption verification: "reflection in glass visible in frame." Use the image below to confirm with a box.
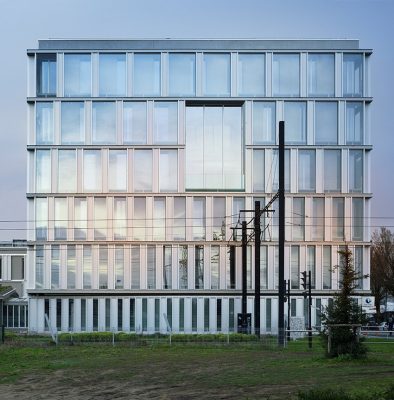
[169,53,195,96]
[273,54,300,96]
[308,54,334,96]
[35,246,44,289]
[154,102,178,144]
[54,198,67,240]
[109,150,127,191]
[36,198,47,240]
[343,54,363,97]
[133,197,145,240]
[36,103,54,144]
[195,245,204,289]
[74,198,87,240]
[37,54,56,96]
[284,102,306,144]
[153,198,166,241]
[293,198,305,241]
[332,198,345,240]
[203,54,230,96]
[253,102,275,144]
[123,102,147,144]
[211,246,220,289]
[178,245,188,289]
[307,246,316,289]
[61,102,85,144]
[115,246,124,289]
[315,102,337,144]
[67,245,76,289]
[99,54,126,96]
[260,246,268,289]
[163,246,172,289]
[323,246,332,289]
[272,149,290,192]
[349,150,363,192]
[324,150,341,192]
[94,197,107,240]
[160,150,178,192]
[58,150,76,192]
[99,245,108,289]
[51,245,60,289]
[114,197,127,240]
[253,150,265,192]
[147,246,156,289]
[36,150,51,192]
[134,150,152,192]
[312,198,324,241]
[64,54,91,97]
[291,246,300,289]
[134,54,161,96]
[92,102,116,144]
[298,150,315,192]
[173,197,186,240]
[346,102,363,144]
[238,54,265,96]
[212,197,226,241]
[131,246,140,289]
[83,150,101,192]
[352,198,363,241]
[83,245,92,289]
[193,197,205,240]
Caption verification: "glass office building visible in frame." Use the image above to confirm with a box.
[26,39,372,333]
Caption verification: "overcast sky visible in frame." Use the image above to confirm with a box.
[0,0,393,241]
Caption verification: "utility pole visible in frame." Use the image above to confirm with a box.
[278,121,285,347]
[254,201,261,336]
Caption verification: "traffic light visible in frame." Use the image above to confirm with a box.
[301,271,308,298]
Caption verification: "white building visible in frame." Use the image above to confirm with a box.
[26,39,372,334]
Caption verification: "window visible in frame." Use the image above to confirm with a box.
[51,245,60,289]
[67,245,76,289]
[186,106,243,190]
[192,298,197,332]
[349,150,363,192]
[212,197,226,241]
[123,102,147,144]
[163,246,172,289]
[131,246,140,289]
[54,198,67,240]
[308,54,334,97]
[260,246,268,289]
[99,246,108,289]
[36,102,54,144]
[37,54,56,96]
[147,246,156,289]
[238,54,265,96]
[153,198,166,241]
[346,102,363,144]
[64,54,91,97]
[273,54,300,96]
[36,150,51,192]
[293,198,305,241]
[307,246,316,289]
[266,299,272,331]
[195,245,204,289]
[169,53,195,96]
[193,197,206,240]
[211,246,220,289]
[94,197,107,240]
[160,150,178,191]
[83,245,92,289]
[298,150,315,192]
[204,298,209,332]
[11,256,24,280]
[322,246,332,289]
[272,149,290,192]
[227,246,236,289]
[311,198,325,241]
[253,102,276,144]
[74,198,87,240]
[178,245,188,289]
[118,299,123,331]
[133,54,161,96]
[203,53,230,96]
[179,298,185,331]
[36,198,48,240]
[92,102,116,144]
[154,102,178,144]
[352,198,363,241]
[332,198,345,240]
[284,102,306,144]
[113,197,127,240]
[134,150,152,192]
[81,299,86,331]
[315,102,337,144]
[99,53,126,96]
[133,197,146,240]
[343,54,363,97]
[354,246,363,289]
[83,150,101,192]
[217,299,222,332]
[61,102,85,144]
[93,299,98,331]
[58,150,76,192]
[173,197,186,240]
[253,150,265,192]
[115,246,124,289]
[35,245,44,289]
[291,246,300,289]
[109,150,127,191]
[324,150,341,192]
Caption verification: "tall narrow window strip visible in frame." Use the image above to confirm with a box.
[74,198,87,240]
[99,245,108,289]
[92,102,116,144]
[323,246,332,289]
[324,150,341,192]
[193,197,206,240]
[346,102,363,145]
[291,246,300,289]
[67,245,76,289]
[36,102,54,144]
[293,198,305,241]
[113,197,127,240]
[94,197,107,240]
[284,102,306,144]
[349,150,363,192]
[61,102,85,144]
[253,102,276,144]
[54,198,67,240]
[133,198,146,241]
[35,245,44,289]
[307,246,316,289]
[298,150,316,192]
[195,245,204,289]
[178,245,188,290]
[131,246,140,289]
[332,198,345,241]
[134,150,152,192]
[315,102,337,144]
[36,150,51,192]
[163,246,172,289]
[83,245,92,289]
[37,54,56,96]
[160,150,178,192]
[108,150,127,192]
[173,197,186,241]
[147,246,156,289]
[210,246,220,290]
[312,198,325,241]
[260,246,268,289]
[352,198,363,241]
[212,197,226,241]
[115,246,124,289]
[58,150,77,192]
[123,102,147,144]
[238,54,265,96]
[36,198,48,240]
[343,54,363,97]
[253,150,265,192]
[154,102,178,144]
[64,54,91,97]
[51,245,60,289]
[83,150,102,192]
[153,198,166,241]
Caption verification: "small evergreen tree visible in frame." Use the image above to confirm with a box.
[321,246,368,358]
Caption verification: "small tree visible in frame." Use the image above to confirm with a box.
[321,246,368,358]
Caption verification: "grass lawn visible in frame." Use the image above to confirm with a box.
[0,339,393,399]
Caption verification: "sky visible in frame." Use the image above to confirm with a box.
[0,0,393,241]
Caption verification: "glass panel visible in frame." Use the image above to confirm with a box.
[160,150,178,191]
[64,54,91,97]
[193,197,206,240]
[307,246,316,289]
[272,149,290,192]
[115,246,124,289]
[349,150,363,192]
[253,102,275,144]
[260,246,268,289]
[291,246,300,289]
[133,197,146,240]
[35,245,44,289]
[153,198,166,241]
[36,198,47,240]
[94,197,107,240]
[134,150,152,192]
[312,198,324,241]
[293,197,305,241]
[154,102,178,144]
[83,245,92,289]
[147,246,156,289]
[238,54,265,96]
[131,246,140,289]
[352,198,363,241]
[210,245,220,289]
[133,54,161,96]
[354,246,363,289]
[332,198,344,240]
[203,53,230,96]
[323,246,332,289]
[92,102,116,144]
[83,150,101,192]
[109,150,127,191]
[169,53,195,96]
[324,150,341,192]
[315,102,337,144]
[212,197,226,241]
[308,54,335,97]
[204,298,209,332]
[11,256,24,280]
[123,102,147,144]
[273,54,300,96]
[163,246,172,289]
[36,102,54,144]
[232,197,245,226]
[253,150,265,192]
[173,197,186,240]
[285,102,306,144]
[346,102,363,145]
[343,54,363,97]
[37,54,56,96]
[54,198,67,240]
[192,298,197,331]
[74,198,87,240]
[58,150,76,192]
[67,245,76,289]
[178,245,188,289]
[195,245,204,289]
[113,197,127,240]
[298,150,315,192]
[99,53,126,96]
[61,102,85,144]
[36,150,51,192]
[99,245,108,289]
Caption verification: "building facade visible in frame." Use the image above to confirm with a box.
[26,39,372,334]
